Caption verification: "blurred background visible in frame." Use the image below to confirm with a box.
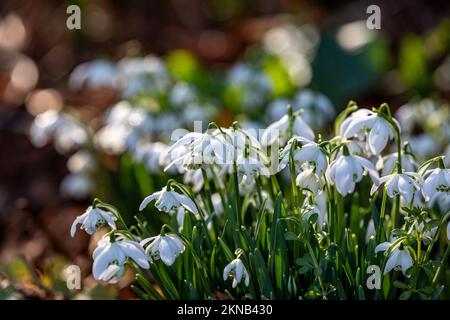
[0,0,449,299]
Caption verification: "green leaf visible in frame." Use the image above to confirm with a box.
[399,290,412,300]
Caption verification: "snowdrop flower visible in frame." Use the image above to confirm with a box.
[365,219,375,243]
[93,236,149,283]
[226,63,272,111]
[166,130,233,170]
[340,109,397,155]
[53,119,89,154]
[29,109,60,147]
[279,137,327,175]
[409,219,437,242]
[261,114,314,147]
[223,258,250,288]
[30,110,88,153]
[140,186,198,215]
[140,234,185,266]
[69,60,118,90]
[236,155,271,185]
[294,89,335,128]
[301,197,327,230]
[375,240,413,275]
[70,206,117,237]
[422,168,450,202]
[183,169,205,192]
[117,56,170,97]
[60,173,94,200]
[296,167,324,194]
[376,152,418,176]
[408,134,439,159]
[94,124,130,155]
[133,142,169,174]
[267,98,291,121]
[370,172,423,205]
[67,150,96,174]
[326,153,378,196]
[169,82,198,108]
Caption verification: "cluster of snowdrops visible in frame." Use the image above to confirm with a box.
[70,101,450,300]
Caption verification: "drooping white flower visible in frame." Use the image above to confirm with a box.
[261,114,314,147]
[370,172,423,205]
[301,192,327,230]
[375,240,413,275]
[296,167,324,194]
[140,234,185,266]
[326,154,378,196]
[67,150,96,174]
[293,89,335,128]
[340,109,397,155]
[376,152,418,176]
[70,206,117,237]
[29,109,60,147]
[223,258,250,288]
[139,186,198,215]
[60,173,94,200]
[279,137,327,175]
[365,219,375,243]
[408,219,437,242]
[117,56,170,97]
[92,236,149,283]
[408,134,439,159]
[30,110,88,154]
[166,130,233,171]
[422,168,450,202]
[169,82,198,108]
[236,155,271,185]
[133,142,169,174]
[183,169,205,192]
[69,59,118,90]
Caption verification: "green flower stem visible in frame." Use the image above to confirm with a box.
[232,161,242,226]
[201,169,215,215]
[432,245,450,287]
[288,140,300,212]
[376,188,388,242]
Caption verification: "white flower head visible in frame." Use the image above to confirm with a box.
[223,258,250,288]
[166,130,234,171]
[422,168,450,202]
[139,186,199,216]
[69,59,118,90]
[133,142,169,174]
[375,240,413,276]
[296,167,324,194]
[376,152,418,176]
[261,114,314,147]
[301,192,327,230]
[279,137,327,175]
[93,235,149,283]
[326,153,378,196]
[408,219,437,242]
[236,155,271,185]
[70,206,117,237]
[340,109,398,155]
[140,234,185,266]
[371,172,423,205]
